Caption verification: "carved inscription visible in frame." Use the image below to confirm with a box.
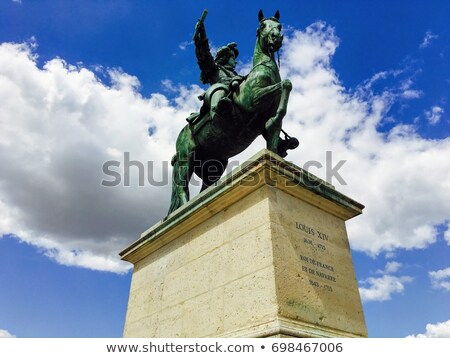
[295,222,329,241]
[295,221,336,292]
[304,237,326,251]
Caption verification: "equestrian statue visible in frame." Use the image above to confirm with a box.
[168,9,299,214]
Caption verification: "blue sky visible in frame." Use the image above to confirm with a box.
[0,0,449,338]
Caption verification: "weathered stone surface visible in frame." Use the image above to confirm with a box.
[121,149,367,338]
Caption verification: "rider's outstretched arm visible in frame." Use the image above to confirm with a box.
[193,14,216,84]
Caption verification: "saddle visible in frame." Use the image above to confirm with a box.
[186,82,236,135]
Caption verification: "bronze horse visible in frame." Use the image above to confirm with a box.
[169,10,297,214]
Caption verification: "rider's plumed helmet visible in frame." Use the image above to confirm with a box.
[215,42,239,65]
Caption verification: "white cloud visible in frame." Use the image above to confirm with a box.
[360,261,412,302]
[420,31,438,49]
[401,89,422,99]
[445,225,450,245]
[384,252,397,259]
[178,41,192,51]
[376,261,402,274]
[1,22,450,272]
[12,0,22,4]
[385,261,402,273]
[400,79,422,99]
[429,267,450,291]
[424,105,444,125]
[161,79,177,92]
[280,24,450,255]
[359,275,413,302]
[407,319,450,338]
[0,41,202,273]
[0,329,16,338]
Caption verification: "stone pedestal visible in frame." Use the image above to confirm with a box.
[120,149,367,338]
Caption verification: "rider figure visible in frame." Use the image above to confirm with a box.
[193,19,242,121]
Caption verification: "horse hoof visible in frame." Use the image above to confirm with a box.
[287,137,299,149]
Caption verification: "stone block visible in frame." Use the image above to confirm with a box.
[120,149,367,338]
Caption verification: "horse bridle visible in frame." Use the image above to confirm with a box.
[258,20,282,67]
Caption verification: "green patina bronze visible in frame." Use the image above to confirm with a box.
[168,9,298,214]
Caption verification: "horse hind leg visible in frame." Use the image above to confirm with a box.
[168,128,196,215]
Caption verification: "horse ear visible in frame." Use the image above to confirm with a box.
[258,9,264,22]
[274,10,280,20]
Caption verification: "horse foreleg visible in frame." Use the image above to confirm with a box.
[264,79,292,153]
[240,78,292,153]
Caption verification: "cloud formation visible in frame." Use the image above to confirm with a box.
[0,22,449,273]
[359,274,413,302]
[424,105,444,125]
[0,41,202,273]
[429,267,450,291]
[376,261,402,274]
[280,23,450,255]
[407,319,450,338]
[420,31,439,49]
[0,329,16,338]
